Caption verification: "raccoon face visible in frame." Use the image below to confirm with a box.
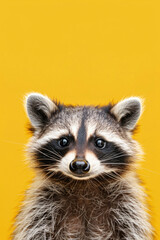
[25,93,142,180]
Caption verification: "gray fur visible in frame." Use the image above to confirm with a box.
[12,94,153,240]
[25,93,57,129]
[13,175,152,240]
[111,97,143,131]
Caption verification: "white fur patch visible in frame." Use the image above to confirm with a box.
[86,122,97,140]
[58,150,76,176]
[69,122,81,140]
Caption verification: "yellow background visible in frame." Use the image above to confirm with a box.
[0,0,160,239]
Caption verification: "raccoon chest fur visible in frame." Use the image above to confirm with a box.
[54,186,108,239]
[13,178,151,240]
[41,183,110,239]
[60,197,111,240]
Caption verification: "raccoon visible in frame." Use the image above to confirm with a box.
[12,93,153,240]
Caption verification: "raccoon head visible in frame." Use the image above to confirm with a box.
[25,93,142,181]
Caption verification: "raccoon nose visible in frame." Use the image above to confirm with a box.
[69,160,90,174]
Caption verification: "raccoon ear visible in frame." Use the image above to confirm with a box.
[111,97,143,131]
[25,93,57,129]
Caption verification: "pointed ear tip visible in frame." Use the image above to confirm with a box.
[125,96,145,112]
[122,96,144,107]
[130,96,144,103]
[122,96,143,103]
[23,92,42,111]
[130,96,145,109]
[111,97,145,118]
[25,92,44,100]
[23,92,45,104]
[124,97,145,118]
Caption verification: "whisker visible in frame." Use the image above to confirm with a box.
[101,162,131,165]
[32,145,63,160]
[32,147,60,160]
[99,152,131,161]
[39,146,62,158]
[35,158,61,163]
[100,154,131,163]
[32,147,54,159]
[34,165,58,169]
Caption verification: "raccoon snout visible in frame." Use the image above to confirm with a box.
[69,159,90,175]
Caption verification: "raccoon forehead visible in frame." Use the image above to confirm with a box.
[32,121,81,145]
[33,108,84,140]
[32,106,97,141]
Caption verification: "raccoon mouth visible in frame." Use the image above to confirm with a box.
[72,173,90,178]
[65,171,91,180]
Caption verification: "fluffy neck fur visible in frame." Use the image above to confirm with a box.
[12,172,153,240]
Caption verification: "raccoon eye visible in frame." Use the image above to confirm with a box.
[95,138,106,149]
[58,137,69,147]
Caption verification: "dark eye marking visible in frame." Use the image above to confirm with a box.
[34,135,74,171]
[88,136,131,170]
[97,142,131,168]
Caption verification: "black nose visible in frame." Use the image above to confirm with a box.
[69,160,90,175]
